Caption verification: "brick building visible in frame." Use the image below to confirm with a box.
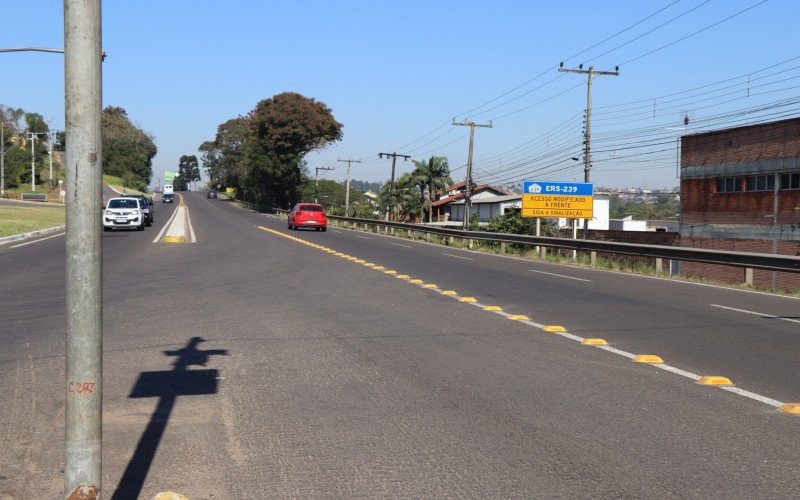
[679,117,800,291]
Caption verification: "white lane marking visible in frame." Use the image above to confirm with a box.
[390,242,412,248]
[355,235,370,240]
[442,253,473,261]
[710,304,800,325]
[528,269,591,282]
[152,204,181,243]
[332,230,343,234]
[721,386,784,408]
[9,232,65,248]
[186,205,197,243]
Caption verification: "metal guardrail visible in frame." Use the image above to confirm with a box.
[270,209,800,274]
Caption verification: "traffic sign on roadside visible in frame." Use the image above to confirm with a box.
[164,171,176,181]
[522,180,594,218]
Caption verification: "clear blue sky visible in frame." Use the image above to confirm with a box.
[2,0,798,190]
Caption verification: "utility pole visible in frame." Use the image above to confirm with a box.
[558,63,619,184]
[29,131,44,191]
[378,152,410,221]
[452,119,492,230]
[315,166,335,203]
[48,129,55,188]
[1,121,5,197]
[337,158,361,217]
[64,1,103,498]
[559,63,619,237]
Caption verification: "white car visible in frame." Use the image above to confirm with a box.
[103,197,145,231]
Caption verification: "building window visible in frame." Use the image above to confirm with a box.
[716,177,743,193]
[746,174,775,192]
[780,172,800,190]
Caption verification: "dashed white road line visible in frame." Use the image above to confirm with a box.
[355,235,370,240]
[390,242,412,248]
[529,269,591,282]
[442,253,473,261]
[710,304,800,325]
[10,232,65,248]
[332,230,344,234]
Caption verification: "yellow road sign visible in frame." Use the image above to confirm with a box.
[522,194,593,218]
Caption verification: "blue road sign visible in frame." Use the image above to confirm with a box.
[523,180,594,196]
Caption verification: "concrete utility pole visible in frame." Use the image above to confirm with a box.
[452,119,492,230]
[558,63,619,184]
[337,158,361,217]
[64,1,104,498]
[559,63,618,238]
[29,131,44,191]
[315,166,335,203]
[1,121,5,197]
[378,152,411,221]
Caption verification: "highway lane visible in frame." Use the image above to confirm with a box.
[253,211,800,405]
[1,191,799,498]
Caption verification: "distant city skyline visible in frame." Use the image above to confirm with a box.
[2,1,796,190]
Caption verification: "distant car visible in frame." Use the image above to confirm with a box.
[207,189,217,199]
[162,193,174,203]
[120,194,154,225]
[103,197,145,231]
[163,184,174,195]
[288,203,327,231]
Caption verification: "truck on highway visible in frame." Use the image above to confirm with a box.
[163,184,174,195]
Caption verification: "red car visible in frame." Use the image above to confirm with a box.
[288,203,328,231]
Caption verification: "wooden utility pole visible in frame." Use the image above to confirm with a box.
[337,158,361,217]
[378,152,410,221]
[452,119,492,230]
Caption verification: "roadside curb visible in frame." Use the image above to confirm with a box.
[0,225,66,246]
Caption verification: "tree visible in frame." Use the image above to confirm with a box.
[174,155,200,191]
[102,106,156,191]
[199,117,249,191]
[242,92,343,208]
[411,156,451,222]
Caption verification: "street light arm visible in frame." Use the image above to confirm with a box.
[0,47,64,54]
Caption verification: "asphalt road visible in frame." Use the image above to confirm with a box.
[1,192,798,498]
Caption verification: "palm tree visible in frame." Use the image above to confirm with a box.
[411,156,451,223]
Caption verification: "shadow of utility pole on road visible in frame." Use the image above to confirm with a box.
[112,337,228,500]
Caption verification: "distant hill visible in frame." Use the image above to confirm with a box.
[350,180,383,193]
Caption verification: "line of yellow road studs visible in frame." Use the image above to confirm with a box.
[259,225,800,415]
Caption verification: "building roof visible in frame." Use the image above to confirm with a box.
[450,194,522,205]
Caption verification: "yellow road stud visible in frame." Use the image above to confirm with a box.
[396,274,410,279]
[779,403,800,414]
[697,376,734,386]
[509,314,530,321]
[582,338,608,346]
[441,290,457,296]
[422,283,438,289]
[543,325,566,332]
[409,279,423,284]
[634,354,664,364]
[385,270,397,275]
[458,297,477,302]
[355,259,365,264]
[374,266,385,270]
[483,305,502,311]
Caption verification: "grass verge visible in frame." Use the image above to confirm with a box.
[0,204,66,238]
